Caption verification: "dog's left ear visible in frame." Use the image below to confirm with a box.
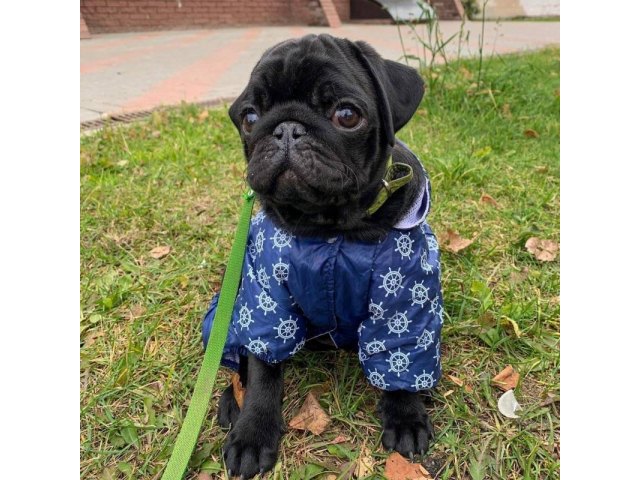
[353,41,424,147]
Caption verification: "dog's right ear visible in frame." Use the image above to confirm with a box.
[228,90,246,134]
[353,41,425,147]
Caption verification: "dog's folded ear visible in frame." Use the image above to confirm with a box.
[354,41,425,147]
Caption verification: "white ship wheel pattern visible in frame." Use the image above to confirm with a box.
[379,268,405,297]
[273,316,300,343]
[237,303,254,331]
[272,258,289,285]
[271,228,294,252]
[387,349,412,377]
[255,291,277,315]
[394,233,414,259]
[387,311,412,337]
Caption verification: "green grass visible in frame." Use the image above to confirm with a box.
[81,47,559,479]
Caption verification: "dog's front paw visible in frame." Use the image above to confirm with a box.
[223,413,284,478]
[217,384,240,430]
[378,391,435,459]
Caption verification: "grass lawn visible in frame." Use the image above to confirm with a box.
[81,47,559,479]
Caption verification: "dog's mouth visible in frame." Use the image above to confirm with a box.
[247,138,360,212]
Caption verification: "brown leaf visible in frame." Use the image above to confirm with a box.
[464,384,473,393]
[355,447,375,479]
[509,266,529,284]
[525,237,559,262]
[197,474,213,480]
[416,109,428,116]
[501,103,512,119]
[439,229,475,253]
[492,365,520,391]
[534,165,549,173]
[149,245,171,259]
[232,373,246,409]
[460,66,473,79]
[83,329,104,347]
[384,452,433,480]
[198,110,209,123]
[331,435,348,444]
[289,392,331,435]
[443,389,455,397]
[554,88,560,97]
[500,317,522,338]
[541,392,559,407]
[477,311,496,331]
[524,129,540,138]
[479,193,498,207]
[125,304,146,320]
[446,374,464,387]
[338,462,357,478]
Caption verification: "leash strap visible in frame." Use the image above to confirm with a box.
[161,190,255,480]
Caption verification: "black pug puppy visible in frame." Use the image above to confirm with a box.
[202,34,444,478]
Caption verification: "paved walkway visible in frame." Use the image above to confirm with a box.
[80,22,559,123]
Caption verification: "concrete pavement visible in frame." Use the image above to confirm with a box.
[80,22,559,123]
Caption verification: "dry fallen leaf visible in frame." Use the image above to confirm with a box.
[125,304,146,320]
[509,266,529,284]
[525,237,559,262]
[492,365,520,391]
[232,373,246,409]
[440,229,475,253]
[524,129,540,138]
[83,329,104,347]
[289,392,331,435]
[331,435,348,444]
[443,389,455,397]
[534,165,549,173]
[198,110,209,123]
[149,245,171,259]
[197,473,213,480]
[384,452,433,480]
[464,384,473,393]
[500,317,522,338]
[501,103,512,119]
[479,193,498,207]
[460,66,473,79]
[338,462,356,478]
[446,374,464,387]
[355,447,375,479]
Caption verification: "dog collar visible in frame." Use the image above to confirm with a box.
[366,157,414,216]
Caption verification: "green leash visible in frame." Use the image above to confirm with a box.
[161,190,255,480]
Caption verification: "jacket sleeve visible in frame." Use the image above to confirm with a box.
[203,211,306,365]
[358,222,443,391]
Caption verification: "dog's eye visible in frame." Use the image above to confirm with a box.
[242,109,259,133]
[332,107,361,129]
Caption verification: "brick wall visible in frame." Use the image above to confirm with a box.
[333,0,350,22]
[430,0,464,20]
[81,13,91,39]
[81,0,349,33]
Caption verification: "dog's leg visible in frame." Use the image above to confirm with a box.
[378,390,435,459]
[217,355,248,429]
[223,354,285,478]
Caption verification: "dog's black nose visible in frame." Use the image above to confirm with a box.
[273,122,307,142]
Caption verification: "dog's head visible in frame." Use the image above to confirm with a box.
[229,34,424,236]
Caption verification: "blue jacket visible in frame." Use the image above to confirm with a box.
[203,146,443,392]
